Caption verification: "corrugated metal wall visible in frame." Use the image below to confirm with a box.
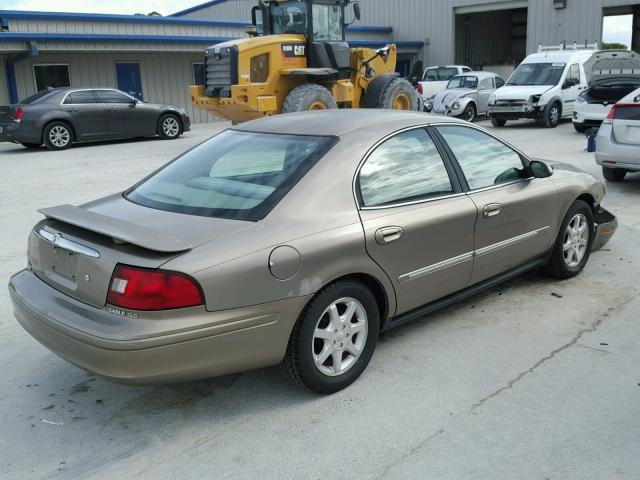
[0,57,9,105]
[10,52,216,123]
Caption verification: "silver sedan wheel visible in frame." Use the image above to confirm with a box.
[49,125,70,147]
[563,213,589,267]
[162,117,180,137]
[312,297,368,377]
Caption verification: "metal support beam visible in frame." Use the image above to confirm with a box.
[5,41,38,103]
[633,6,640,54]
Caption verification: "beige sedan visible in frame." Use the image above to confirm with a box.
[9,110,617,394]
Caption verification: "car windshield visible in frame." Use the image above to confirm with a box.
[447,75,478,89]
[125,130,336,221]
[507,62,566,86]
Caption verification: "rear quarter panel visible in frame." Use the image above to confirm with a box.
[549,165,606,229]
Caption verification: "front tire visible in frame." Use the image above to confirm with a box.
[542,102,561,128]
[460,103,476,122]
[282,84,338,113]
[490,117,507,127]
[545,200,594,279]
[362,75,420,110]
[43,121,73,150]
[602,166,626,182]
[158,114,182,140]
[281,281,380,394]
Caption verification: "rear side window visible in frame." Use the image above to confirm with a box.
[63,91,96,104]
[437,126,525,190]
[358,129,453,207]
[94,90,133,103]
[126,130,336,221]
[20,90,55,104]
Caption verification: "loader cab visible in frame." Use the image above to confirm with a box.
[253,0,358,79]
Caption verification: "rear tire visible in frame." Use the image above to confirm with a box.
[282,84,337,113]
[43,121,73,150]
[490,117,507,127]
[281,280,379,394]
[362,75,419,110]
[602,166,627,182]
[158,114,182,140]
[545,200,594,279]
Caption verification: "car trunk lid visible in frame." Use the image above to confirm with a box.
[611,103,640,145]
[29,195,256,308]
[584,50,640,86]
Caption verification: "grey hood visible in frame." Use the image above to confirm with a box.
[584,50,640,86]
[434,88,475,106]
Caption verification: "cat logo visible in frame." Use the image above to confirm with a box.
[282,43,306,58]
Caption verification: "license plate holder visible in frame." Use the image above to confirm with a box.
[49,248,78,281]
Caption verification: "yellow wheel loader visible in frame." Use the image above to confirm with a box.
[190,0,419,122]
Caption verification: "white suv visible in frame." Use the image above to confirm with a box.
[488,44,597,128]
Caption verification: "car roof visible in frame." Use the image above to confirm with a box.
[454,71,496,78]
[523,50,596,64]
[233,109,466,137]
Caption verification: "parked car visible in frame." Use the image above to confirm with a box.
[417,65,471,111]
[488,44,597,128]
[573,49,640,132]
[431,71,505,122]
[10,110,617,394]
[0,87,190,150]
[595,87,640,181]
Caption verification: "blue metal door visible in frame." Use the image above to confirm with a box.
[115,63,143,100]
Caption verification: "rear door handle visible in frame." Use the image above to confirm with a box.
[483,203,503,218]
[374,226,404,245]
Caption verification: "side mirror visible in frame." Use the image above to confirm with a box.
[353,2,361,20]
[529,160,554,178]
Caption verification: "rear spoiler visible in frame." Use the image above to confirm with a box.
[38,204,193,253]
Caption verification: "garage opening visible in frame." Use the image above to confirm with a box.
[602,6,640,53]
[455,3,527,79]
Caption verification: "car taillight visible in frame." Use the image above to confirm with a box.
[14,107,24,122]
[418,83,423,94]
[603,103,638,124]
[107,264,204,311]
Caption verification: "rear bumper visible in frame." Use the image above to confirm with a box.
[0,122,22,143]
[9,269,310,384]
[592,207,618,251]
[595,125,640,170]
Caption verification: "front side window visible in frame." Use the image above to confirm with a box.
[312,4,343,41]
[436,126,525,190]
[94,90,133,104]
[478,77,494,90]
[33,64,70,92]
[567,63,581,84]
[126,130,336,221]
[507,62,566,86]
[447,75,478,89]
[358,129,453,207]
[63,91,96,104]
[271,2,308,35]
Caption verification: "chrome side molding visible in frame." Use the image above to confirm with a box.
[35,228,100,258]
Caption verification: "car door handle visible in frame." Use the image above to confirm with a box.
[374,226,404,245]
[483,203,503,218]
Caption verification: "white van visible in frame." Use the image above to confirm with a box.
[488,43,598,128]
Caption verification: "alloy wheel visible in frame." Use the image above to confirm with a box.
[312,297,368,376]
[563,213,589,267]
[162,117,180,137]
[549,105,560,125]
[49,126,70,148]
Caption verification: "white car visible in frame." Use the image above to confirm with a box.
[573,50,640,132]
[488,43,598,128]
[595,87,640,181]
[417,65,471,111]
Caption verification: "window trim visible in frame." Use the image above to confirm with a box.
[60,88,136,105]
[353,125,464,211]
[430,122,533,193]
[92,88,138,104]
[60,89,97,105]
[32,63,71,92]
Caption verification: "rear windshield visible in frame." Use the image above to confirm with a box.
[20,90,56,104]
[507,62,566,86]
[423,67,459,81]
[125,130,336,221]
[447,75,478,89]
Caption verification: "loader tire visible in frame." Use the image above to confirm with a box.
[282,84,338,113]
[361,75,419,111]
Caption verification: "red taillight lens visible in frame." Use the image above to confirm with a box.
[603,104,618,124]
[107,264,203,311]
[418,83,423,94]
[14,107,24,122]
